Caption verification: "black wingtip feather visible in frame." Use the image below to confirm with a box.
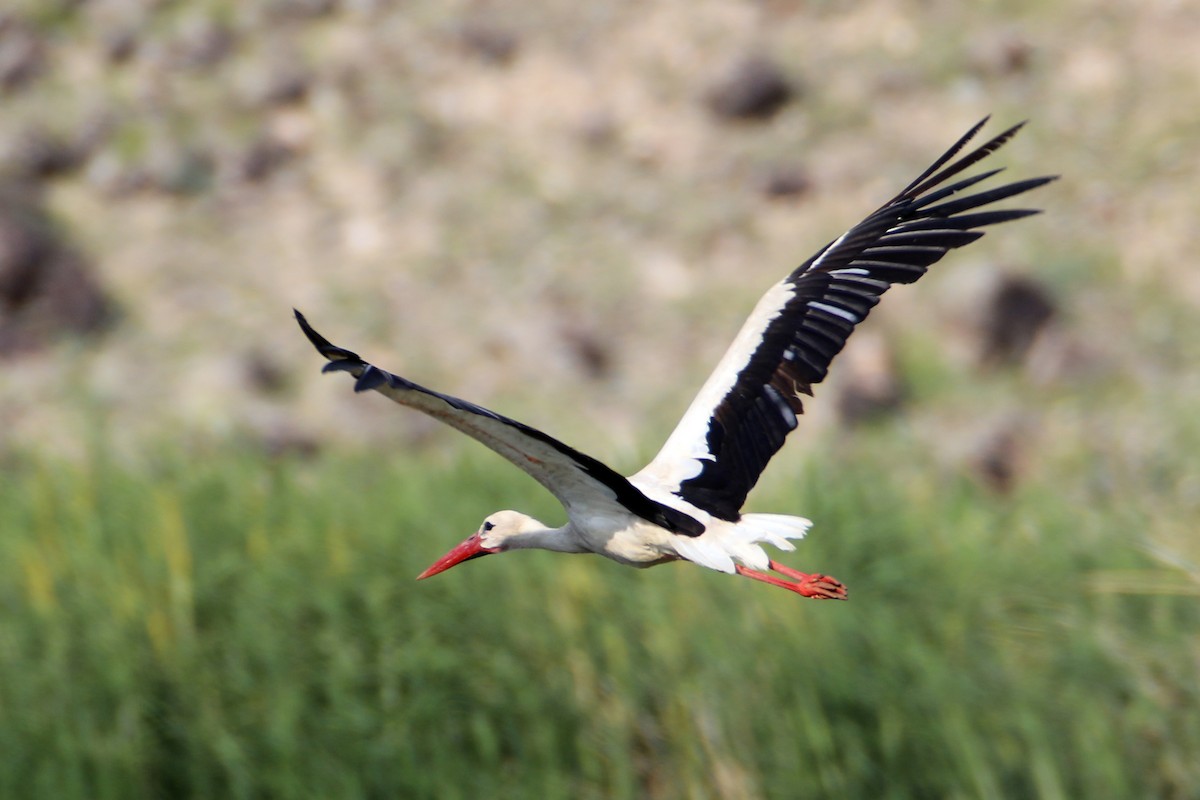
[898,115,991,197]
[921,175,1057,217]
[294,308,331,351]
[902,119,1030,201]
[295,309,364,364]
[908,167,1007,211]
[676,120,1053,522]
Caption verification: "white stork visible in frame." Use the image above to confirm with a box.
[296,118,1054,600]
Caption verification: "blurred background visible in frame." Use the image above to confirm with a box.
[1,0,1198,798]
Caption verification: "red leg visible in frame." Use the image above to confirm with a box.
[735,563,847,600]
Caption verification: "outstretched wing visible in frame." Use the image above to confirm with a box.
[295,311,704,536]
[635,118,1057,522]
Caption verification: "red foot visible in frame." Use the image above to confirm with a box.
[735,561,848,600]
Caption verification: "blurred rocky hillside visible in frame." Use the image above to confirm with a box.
[1,0,1196,492]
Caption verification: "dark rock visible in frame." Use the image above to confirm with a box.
[0,14,46,93]
[0,126,82,180]
[563,327,613,380]
[245,350,289,395]
[458,20,520,66]
[0,202,48,307]
[969,32,1034,78]
[0,186,113,355]
[0,111,111,181]
[102,27,138,65]
[578,111,618,149]
[970,418,1030,495]
[169,19,236,71]
[253,63,312,107]
[231,135,295,183]
[706,57,796,122]
[759,165,811,200]
[979,273,1057,366]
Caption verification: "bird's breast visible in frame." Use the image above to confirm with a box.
[573,515,682,567]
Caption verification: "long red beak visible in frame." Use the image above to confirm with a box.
[416,534,496,580]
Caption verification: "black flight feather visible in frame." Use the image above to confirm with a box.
[675,119,1057,521]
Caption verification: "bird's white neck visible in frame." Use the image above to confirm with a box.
[503,521,587,554]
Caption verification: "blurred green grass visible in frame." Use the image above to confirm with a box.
[2,439,1196,800]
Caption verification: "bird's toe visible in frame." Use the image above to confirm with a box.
[800,573,848,600]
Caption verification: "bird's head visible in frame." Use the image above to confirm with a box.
[416,510,539,580]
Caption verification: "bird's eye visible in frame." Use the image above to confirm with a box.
[482,521,495,532]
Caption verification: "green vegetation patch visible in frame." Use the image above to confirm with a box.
[1,445,1196,799]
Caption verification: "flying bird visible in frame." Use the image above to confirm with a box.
[296,118,1054,599]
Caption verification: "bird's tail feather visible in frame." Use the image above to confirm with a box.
[737,514,812,552]
[672,514,812,574]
